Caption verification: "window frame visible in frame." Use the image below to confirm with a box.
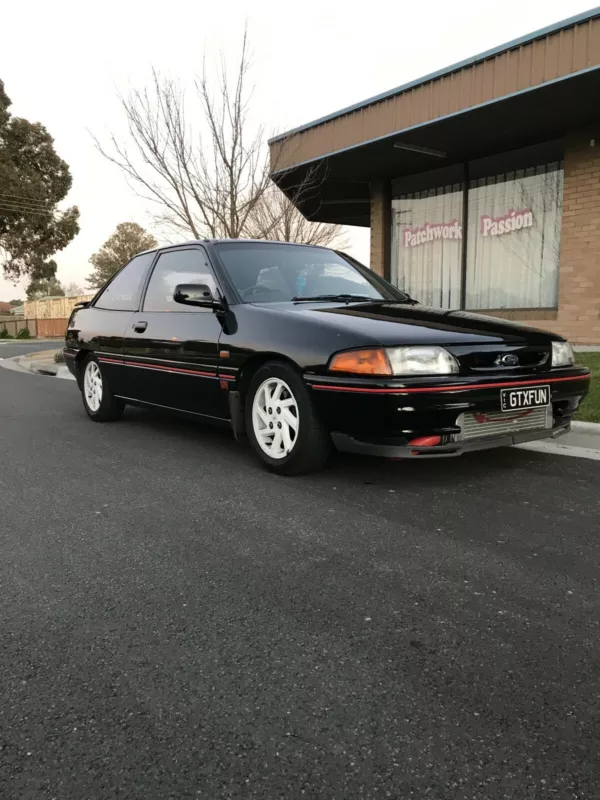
[391,181,465,310]
[92,251,158,312]
[464,163,563,311]
[140,244,226,313]
[210,240,408,304]
[390,141,565,312]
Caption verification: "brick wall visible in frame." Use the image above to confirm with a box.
[553,130,600,343]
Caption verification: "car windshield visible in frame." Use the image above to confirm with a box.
[214,242,409,304]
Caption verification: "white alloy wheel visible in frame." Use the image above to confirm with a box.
[251,377,299,460]
[84,361,103,412]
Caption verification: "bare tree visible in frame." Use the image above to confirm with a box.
[245,180,347,248]
[64,281,85,297]
[95,31,341,245]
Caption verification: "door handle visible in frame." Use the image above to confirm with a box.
[133,321,148,333]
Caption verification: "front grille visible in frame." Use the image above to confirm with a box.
[458,407,551,441]
[448,344,550,373]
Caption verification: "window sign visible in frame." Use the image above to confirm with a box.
[466,164,562,309]
[402,219,462,248]
[392,184,463,309]
[480,208,534,237]
[391,159,563,310]
[400,209,535,247]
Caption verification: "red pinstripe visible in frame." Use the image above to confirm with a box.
[98,357,235,380]
[309,374,588,394]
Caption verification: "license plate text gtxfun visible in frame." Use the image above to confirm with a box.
[500,385,550,411]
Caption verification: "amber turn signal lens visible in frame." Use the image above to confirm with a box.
[329,348,393,376]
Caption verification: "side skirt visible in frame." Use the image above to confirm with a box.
[115,395,232,428]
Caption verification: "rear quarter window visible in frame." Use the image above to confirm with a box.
[94,252,156,311]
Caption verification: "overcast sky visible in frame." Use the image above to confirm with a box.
[0,0,594,300]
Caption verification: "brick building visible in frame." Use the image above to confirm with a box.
[269,9,600,343]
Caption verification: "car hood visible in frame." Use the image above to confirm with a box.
[253,302,560,345]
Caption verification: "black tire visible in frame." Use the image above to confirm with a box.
[80,354,125,422]
[245,361,331,475]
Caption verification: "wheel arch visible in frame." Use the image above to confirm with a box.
[73,348,92,385]
[238,352,331,474]
[235,352,305,402]
[228,353,305,442]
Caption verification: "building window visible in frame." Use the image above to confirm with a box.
[465,163,563,309]
[391,183,463,309]
[390,149,564,311]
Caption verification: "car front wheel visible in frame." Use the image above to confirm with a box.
[81,355,124,422]
[246,361,330,475]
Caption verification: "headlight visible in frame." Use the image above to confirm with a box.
[329,346,458,376]
[551,341,574,367]
[387,346,459,376]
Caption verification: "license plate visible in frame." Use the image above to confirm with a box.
[500,385,550,412]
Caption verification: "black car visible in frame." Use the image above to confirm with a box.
[65,239,590,475]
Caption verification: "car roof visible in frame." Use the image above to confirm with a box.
[137,239,333,256]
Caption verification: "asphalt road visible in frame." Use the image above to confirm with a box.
[1,365,599,799]
[0,340,60,359]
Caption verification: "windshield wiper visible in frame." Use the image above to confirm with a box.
[376,297,419,305]
[291,294,378,304]
[291,294,418,305]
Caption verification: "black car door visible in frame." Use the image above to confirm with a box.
[120,245,227,419]
[89,251,156,395]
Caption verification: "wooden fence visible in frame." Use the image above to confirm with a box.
[36,318,69,338]
[24,295,93,321]
[0,315,36,338]
[0,295,95,339]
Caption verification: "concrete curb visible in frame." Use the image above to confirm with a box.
[0,339,62,346]
[0,353,75,381]
[516,440,600,461]
[554,419,600,455]
[33,365,59,376]
[571,420,600,433]
[56,365,74,380]
[28,360,75,380]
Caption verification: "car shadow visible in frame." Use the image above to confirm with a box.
[325,445,554,487]
[121,405,238,446]
[120,404,553,490]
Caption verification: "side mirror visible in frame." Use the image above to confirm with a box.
[173,283,223,310]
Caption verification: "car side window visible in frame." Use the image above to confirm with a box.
[143,248,219,313]
[95,252,155,311]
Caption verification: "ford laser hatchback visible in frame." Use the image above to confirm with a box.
[65,239,590,475]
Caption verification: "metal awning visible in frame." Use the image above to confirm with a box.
[269,8,600,226]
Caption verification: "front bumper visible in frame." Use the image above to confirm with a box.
[332,423,570,459]
[307,367,590,457]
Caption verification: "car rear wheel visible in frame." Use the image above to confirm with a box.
[246,361,330,475]
[81,355,124,422]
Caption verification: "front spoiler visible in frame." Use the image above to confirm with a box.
[331,424,570,459]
